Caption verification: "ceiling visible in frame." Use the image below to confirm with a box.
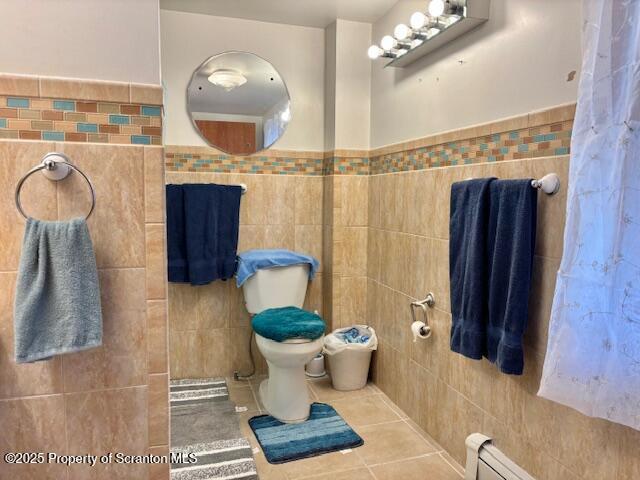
[160,0,399,28]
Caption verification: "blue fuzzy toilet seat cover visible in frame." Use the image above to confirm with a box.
[252,307,325,342]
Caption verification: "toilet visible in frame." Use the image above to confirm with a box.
[242,263,325,423]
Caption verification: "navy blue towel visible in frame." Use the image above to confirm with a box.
[486,179,537,375]
[166,184,242,285]
[166,185,187,282]
[449,178,495,360]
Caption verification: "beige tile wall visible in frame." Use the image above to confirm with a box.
[0,141,168,480]
[321,175,335,330]
[323,175,369,331]
[161,101,640,480]
[367,155,640,479]
[165,172,324,379]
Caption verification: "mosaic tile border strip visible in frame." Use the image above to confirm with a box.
[165,150,370,176]
[166,103,575,176]
[0,73,163,145]
[323,156,370,176]
[0,95,162,145]
[370,119,572,174]
[166,151,324,175]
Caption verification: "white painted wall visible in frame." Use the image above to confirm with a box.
[324,19,372,151]
[324,22,337,150]
[161,10,325,151]
[0,0,161,84]
[334,20,372,150]
[370,0,582,148]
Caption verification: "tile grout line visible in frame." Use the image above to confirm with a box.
[341,418,407,431]
[366,226,562,264]
[400,416,445,454]
[366,465,380,480]
[247,379,263,414]
[365,450,444,468]
[438,452,466,478]
[62,371,70,480]
[367,278,450,315]
[292,465,373,480]
[0,383,148,402]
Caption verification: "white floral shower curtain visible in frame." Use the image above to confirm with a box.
[538,0,640,430]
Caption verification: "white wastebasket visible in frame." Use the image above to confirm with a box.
[323,325,377,391]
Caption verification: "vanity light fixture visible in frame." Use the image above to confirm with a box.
[410,11,428,30]
[368,0,490,68]
[380,34,397,51]
[367,45,384,59]
[379,34,412,59]
[207,69,247,91]
[394,23,427,42]
[428,0,446,17]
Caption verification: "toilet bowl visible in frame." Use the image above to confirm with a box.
[256,334,324,423]
[241,259,325,423]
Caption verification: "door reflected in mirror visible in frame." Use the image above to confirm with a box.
[187,51,291,155]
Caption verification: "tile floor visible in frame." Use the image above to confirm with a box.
[226,374,465,480]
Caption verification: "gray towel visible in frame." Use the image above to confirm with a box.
[14,218,102,364]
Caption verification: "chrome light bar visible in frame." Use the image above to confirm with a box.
[368,0,490,68]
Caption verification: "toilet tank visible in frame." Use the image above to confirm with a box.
[242,264,310,314]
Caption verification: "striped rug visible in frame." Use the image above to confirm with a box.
[249,403,363,464]
[170,378,230,406]
[170,378,258,480]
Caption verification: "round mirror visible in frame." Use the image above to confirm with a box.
[187,52,291,155]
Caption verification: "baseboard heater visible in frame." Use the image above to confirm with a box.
[465,434,536,480]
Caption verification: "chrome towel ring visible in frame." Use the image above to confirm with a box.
[15,152,96,220]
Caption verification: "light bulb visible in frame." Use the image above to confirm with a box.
[367,45,383,59]
[410,11,427,30]
[394,23,411,40]
[428,0,445,17]
[380,35,397,51]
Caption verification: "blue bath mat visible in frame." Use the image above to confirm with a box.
[248,403,363,464]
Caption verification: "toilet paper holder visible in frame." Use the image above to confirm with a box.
[410,293,435,332]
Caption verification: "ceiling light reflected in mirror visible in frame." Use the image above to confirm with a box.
[207,69,248,92]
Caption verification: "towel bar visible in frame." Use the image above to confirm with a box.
[530,173,560,195]
[464,173,561,196]
[15,152,96,220]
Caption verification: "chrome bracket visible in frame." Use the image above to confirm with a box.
[410,292,436,323]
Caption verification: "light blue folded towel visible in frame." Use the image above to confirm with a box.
[14,218,103,364]
[236,249,319,287]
